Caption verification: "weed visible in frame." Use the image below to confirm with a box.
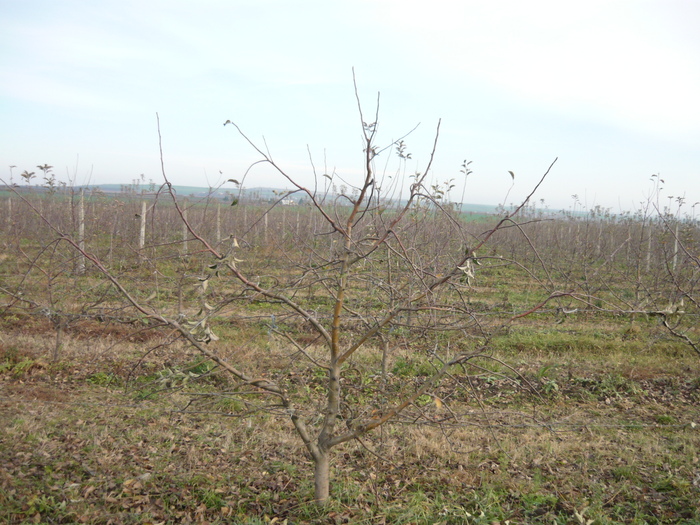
[195,488,227,509]
[655,414,677,425]
[185,358,215,376]
[86,371,118,386]
[611,465,639,481]
[27,494,68,519]
[415,394,432,407]
[542,379,560,395]
[392,358,434,377]
[3,357,39,378]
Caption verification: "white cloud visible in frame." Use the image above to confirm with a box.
[367,0,700,141]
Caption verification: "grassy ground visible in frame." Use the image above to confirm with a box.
[1,313,699,525]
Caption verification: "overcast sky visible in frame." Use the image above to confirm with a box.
[2,0,699,212]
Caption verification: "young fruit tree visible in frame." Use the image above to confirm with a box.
[651,205,700,357]
[4,84,562,505]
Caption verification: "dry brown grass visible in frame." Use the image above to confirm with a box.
[1,309,700,523]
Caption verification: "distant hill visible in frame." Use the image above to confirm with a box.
[89,184,284,200]
[6,183,502,215]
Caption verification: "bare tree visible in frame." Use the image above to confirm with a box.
[149,82,560,502]
[652,208,700,356]
[1,82,560,504]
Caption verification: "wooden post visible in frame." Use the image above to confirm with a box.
[182,200,188,256]
[75,189,86,275]
[672,222,679,272]
[645,226,652,273]
[139,200,147,260]
[216,202,221,245]
[264,213,268,245]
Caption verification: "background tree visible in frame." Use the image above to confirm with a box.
[650,200,700,356]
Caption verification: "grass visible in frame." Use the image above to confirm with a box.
[1,322,699,524]
[2,195,700,523]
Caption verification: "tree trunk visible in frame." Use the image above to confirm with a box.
[313,449,330,504]
[381,338,389,379]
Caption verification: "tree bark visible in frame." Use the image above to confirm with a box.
[313,449,330,504]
